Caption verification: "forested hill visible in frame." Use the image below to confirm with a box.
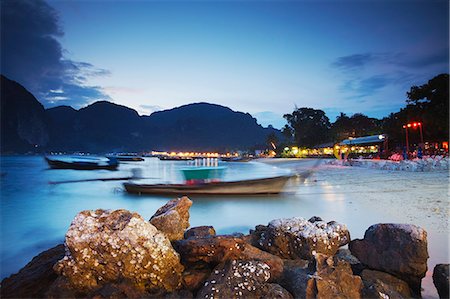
[1,75,280,153]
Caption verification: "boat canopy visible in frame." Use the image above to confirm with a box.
[340,134,387,146]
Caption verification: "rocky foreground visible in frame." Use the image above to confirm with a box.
[1,197,449,298]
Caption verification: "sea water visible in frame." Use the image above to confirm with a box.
[0,156,448,298]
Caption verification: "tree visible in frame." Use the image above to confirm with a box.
[331,112,382,142]
[406,73,449,142]
[283,107,331,147]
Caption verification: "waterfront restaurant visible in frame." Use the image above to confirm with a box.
[335,134,388,159]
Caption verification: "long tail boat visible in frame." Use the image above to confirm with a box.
[45,156,119,170]
[123,174,294,196]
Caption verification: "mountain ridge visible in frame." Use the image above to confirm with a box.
[1,75,281,153]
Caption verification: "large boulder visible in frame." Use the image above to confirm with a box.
[1,244,65,298]
[54,209,184,293]
[360,269,412,298]
[308,253,364,299]
[349,223,428,295]
[196,260,293,299]
[250,217,350,260]
[150,196,193,241]
[433,264,449,299]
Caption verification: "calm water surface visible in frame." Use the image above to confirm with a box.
[1,156,448,298]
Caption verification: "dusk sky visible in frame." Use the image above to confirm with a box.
[1,0,448,128]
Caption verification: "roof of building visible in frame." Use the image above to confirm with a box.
[340,134,387,145]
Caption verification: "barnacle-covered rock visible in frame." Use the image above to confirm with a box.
[196,260,292,299]
[54,209,184,293]
[150,196,193,241]
[250,217,350,260]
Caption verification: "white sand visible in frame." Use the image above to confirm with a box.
[258,158,449,299]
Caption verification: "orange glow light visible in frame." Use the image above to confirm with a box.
[407,124,412,127]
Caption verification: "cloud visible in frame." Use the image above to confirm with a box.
[331,53,375,71]
[399,47,449,69]
[0,0,110,108]
[332,48,449,101]
[341,75,392,98]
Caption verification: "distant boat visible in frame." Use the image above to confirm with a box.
[45,156,119,170]
[123,174,294,196]
[220,156,252,162]
[107,155,144,162]
[158,155,194,161]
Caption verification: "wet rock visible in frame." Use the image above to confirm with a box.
[1,244,65,298]
[174,235,246,266]
[349,223,428,295]
[360,269,412,299]
[250,217,350,260]
[196,260,292,299]
[279,259,313,298]
[54,209,184,293]
[309,253,363,299]
[150,196,193,241]
[184,226,216,239]
[334,248,365,275]
[433,264,449,299]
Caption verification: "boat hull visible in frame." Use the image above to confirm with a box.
[45,157,118,170]
[123,175,293,195]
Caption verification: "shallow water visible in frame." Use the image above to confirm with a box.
[0,156,448,298]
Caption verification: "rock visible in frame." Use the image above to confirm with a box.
[196,260,292,299]
[360,269,412,299]
[54,209,184,293]
[433,264,449,299]
[183,269,212,292]
[279,259,314,298]
[308,216,323,223]
[309,253,363,299]
[241,243,285,281]
[264,283,294,299]
[46,276,81,298]
[349,223,428,295]
[1,244,65,298]
[150,196,193,241]
[334,248,365,275]
[174,235,246,266]
[184,226,216,239]
[250,217,350,260]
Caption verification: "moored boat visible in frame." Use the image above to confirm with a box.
[45,156,119,170]
[123,174,293,195]
[106,154,145,161]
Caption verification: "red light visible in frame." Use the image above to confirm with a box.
[403,125,406,128]
[418,122,421,126]
[413,123,417,127]
[407,124,412,127]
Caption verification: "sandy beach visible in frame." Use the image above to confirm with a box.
[258,158,449,298]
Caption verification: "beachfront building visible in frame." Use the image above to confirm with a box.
[335,134,388,159]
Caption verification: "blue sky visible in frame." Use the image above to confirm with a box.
[2,0,448,128]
